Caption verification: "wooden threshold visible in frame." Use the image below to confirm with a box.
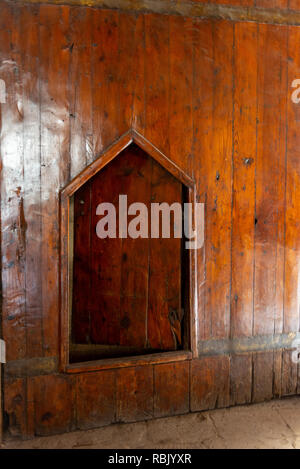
[65,350,192,373]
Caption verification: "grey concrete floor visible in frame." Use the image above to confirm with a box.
[2,397,300,449]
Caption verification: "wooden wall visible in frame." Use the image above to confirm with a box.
[191,0,299,8]
[1,1,300,438]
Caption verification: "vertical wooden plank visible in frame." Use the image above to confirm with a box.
[254,24,287,336]
[284,26,300,333]
[147,160,182,351]
[40,5,71,357]
[132,15,146,133]
[193,19,214,341]
[169,16,193,175]
[273,349,282,398]
[76,370,116,429]
[116,365,153,422]
[88,146,150,347]
[29,374,75,436]
[72,182,91,344]
[252,351,273,402]
[0,5,13,436]
[26,376,35,438]
[274,28,288,336]
[119,146,152,348]
[3,377,27,438]
[92,9,119,157]
[118,12,137,135]
[289,0,300,10]
[69,6,93,179]
[191,356,230,411]
[154,361,189,418]
[230,353,252,405]
[0,3,26,361]
[21,4,43,358]
[144,13,169,155]
[206,21,233,339]
[281,349,298,396]
[89,154,123,345]
[231,22,257,338]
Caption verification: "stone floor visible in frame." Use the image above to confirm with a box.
[2,397,300,449]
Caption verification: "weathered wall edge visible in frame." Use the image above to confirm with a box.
[6,0,300,25]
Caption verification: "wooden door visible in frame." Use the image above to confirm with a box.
[71,143,185,361]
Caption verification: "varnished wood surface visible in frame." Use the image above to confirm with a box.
[7,0,300,26]
[0,2,300,438]
[60,131,196,369]
[5,349,298,438]
[72,143,184,352]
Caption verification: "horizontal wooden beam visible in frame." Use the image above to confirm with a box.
[4,356,58,378]
[198,332,300,356]
[66,351,193,374]
[4,332,300,378]
[7,0,300,25]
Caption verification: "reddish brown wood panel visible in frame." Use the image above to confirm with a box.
[194,21,234,341]
[40,4,71,358]
[22,5,43,358]
[76,371,116,429]
[92,9,120,156]
[169,15,193,175]
[252,351,274,403]
[254,24,287,336]
[88,150,123,346]
[255,0,288,8]
[281,350,298,396]
[190,356,230,411]
[69,6,93,177]
[273,350,283,398]
[116,365,154,422]
[118,148,151,348]
[289,0,300,10]
[72,182,91,344]
[144,14,169,156]
[193,19,213,341]
[118,12,137,135]
[72,143,183,353]
[0,3,26,362]
[211,21,234,340]
[132,15,146,133]
[154,361,190,418]
[230,354,252,405]
[27,375,76,436]
[284,26,300,333]
[231,22,257,338]
[4,378,27,438]
[147,158,182,351]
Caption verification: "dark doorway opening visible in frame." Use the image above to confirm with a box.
[70,143,190,363]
